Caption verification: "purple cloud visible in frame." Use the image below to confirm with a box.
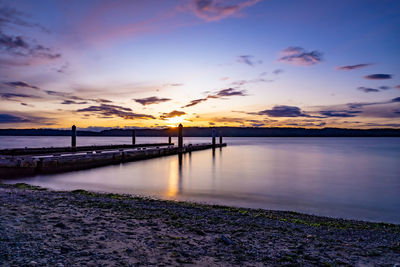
[61,100,88,105]
[4,81,39,90]
[77,104,155,120]
[215,88,247,97]
[320,110,361,117]
[0,113,50,124]
[182,98,208,108]
[190,0,261,21]
[257,105,311,117]
[273,69,284,75]
[182,88,247,108]
[0,113,29,123]
[237,55,262,66]
[134,96,171,106]
[336,63,372,71]
[160,110,186,120]
[1,93,40,100]
[364,74,392,80]
[278,47,323,66]
[0,32,61,59]
[357,87,381,93]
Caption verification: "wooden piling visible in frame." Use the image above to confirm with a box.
[132,129,136,145]
[219,131,223,145]
[168,136,172,144]
[71,125,76,148]
[212,128,216,147]
[178,124,183,148]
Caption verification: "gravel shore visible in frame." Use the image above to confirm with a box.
[1,183,399,266]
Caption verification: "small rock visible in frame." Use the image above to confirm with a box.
[99,235,106,241]
[54,222,67,229]
[220,234,234,245]
[28,261,37,266]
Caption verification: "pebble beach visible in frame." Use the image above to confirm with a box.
[1,183,399,266]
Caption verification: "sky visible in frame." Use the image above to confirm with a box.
[0,0,399,130]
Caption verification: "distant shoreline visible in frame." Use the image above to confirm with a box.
[1,127,400,137]
[1,183,399,266]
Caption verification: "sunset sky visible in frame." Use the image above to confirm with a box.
[0,0,399,129]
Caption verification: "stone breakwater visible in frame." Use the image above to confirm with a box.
[0,183,399,266]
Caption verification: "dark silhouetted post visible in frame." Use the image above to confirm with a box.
[212,128,216,147]
[71,125,76,148]
[219,131,223,145]
[132,129,136,145]
[168,136,172,144]
[178,124,183,148]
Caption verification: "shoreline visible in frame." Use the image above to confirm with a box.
[1,183,399,266]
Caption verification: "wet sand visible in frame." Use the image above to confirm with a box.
[1,183,399,266]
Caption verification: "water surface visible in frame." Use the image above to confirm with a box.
[1,136,399,223]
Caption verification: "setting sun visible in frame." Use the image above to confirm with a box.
[165,116,186,127]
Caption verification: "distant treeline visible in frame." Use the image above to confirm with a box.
[1,127,400,137]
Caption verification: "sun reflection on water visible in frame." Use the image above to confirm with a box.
[166,155,179,198]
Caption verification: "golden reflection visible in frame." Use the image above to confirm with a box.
[166,154,183,198]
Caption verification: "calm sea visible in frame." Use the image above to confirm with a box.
[1,136,399,224]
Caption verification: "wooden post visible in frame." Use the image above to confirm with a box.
[212,128,216,147]
[178,124,183,148]
[71,125,76,148]
[168,136,172,144]
[132,129,136,145]
[219,131,223,145]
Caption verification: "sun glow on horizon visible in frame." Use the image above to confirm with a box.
[165,116,186,127]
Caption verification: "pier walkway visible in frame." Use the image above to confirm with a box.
[0,124,226,178]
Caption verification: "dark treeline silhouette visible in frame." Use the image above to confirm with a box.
[0,127,400,137]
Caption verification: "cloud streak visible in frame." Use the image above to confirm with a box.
[364,74,392,80]
[0,5,48,32]
[3,81,39,90]
[190,0,260,21]
[336,63,372,71]
[61,100,88,105]
[215,88,247,97]
[182,88,247,108]
[134,96,171,106]
[237,55,262,66]
[0,113,51,124]
[0,113,29,123]
[160,110,186,120]
[231,78,272,86]
[278,47,323,66]
[1,92,41,100]
[319,110,361,117]
[256,105,313,117]
[357,86,391,93]
[0,32,61,59]
[77,104,155,120]
[0,5,60,61]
